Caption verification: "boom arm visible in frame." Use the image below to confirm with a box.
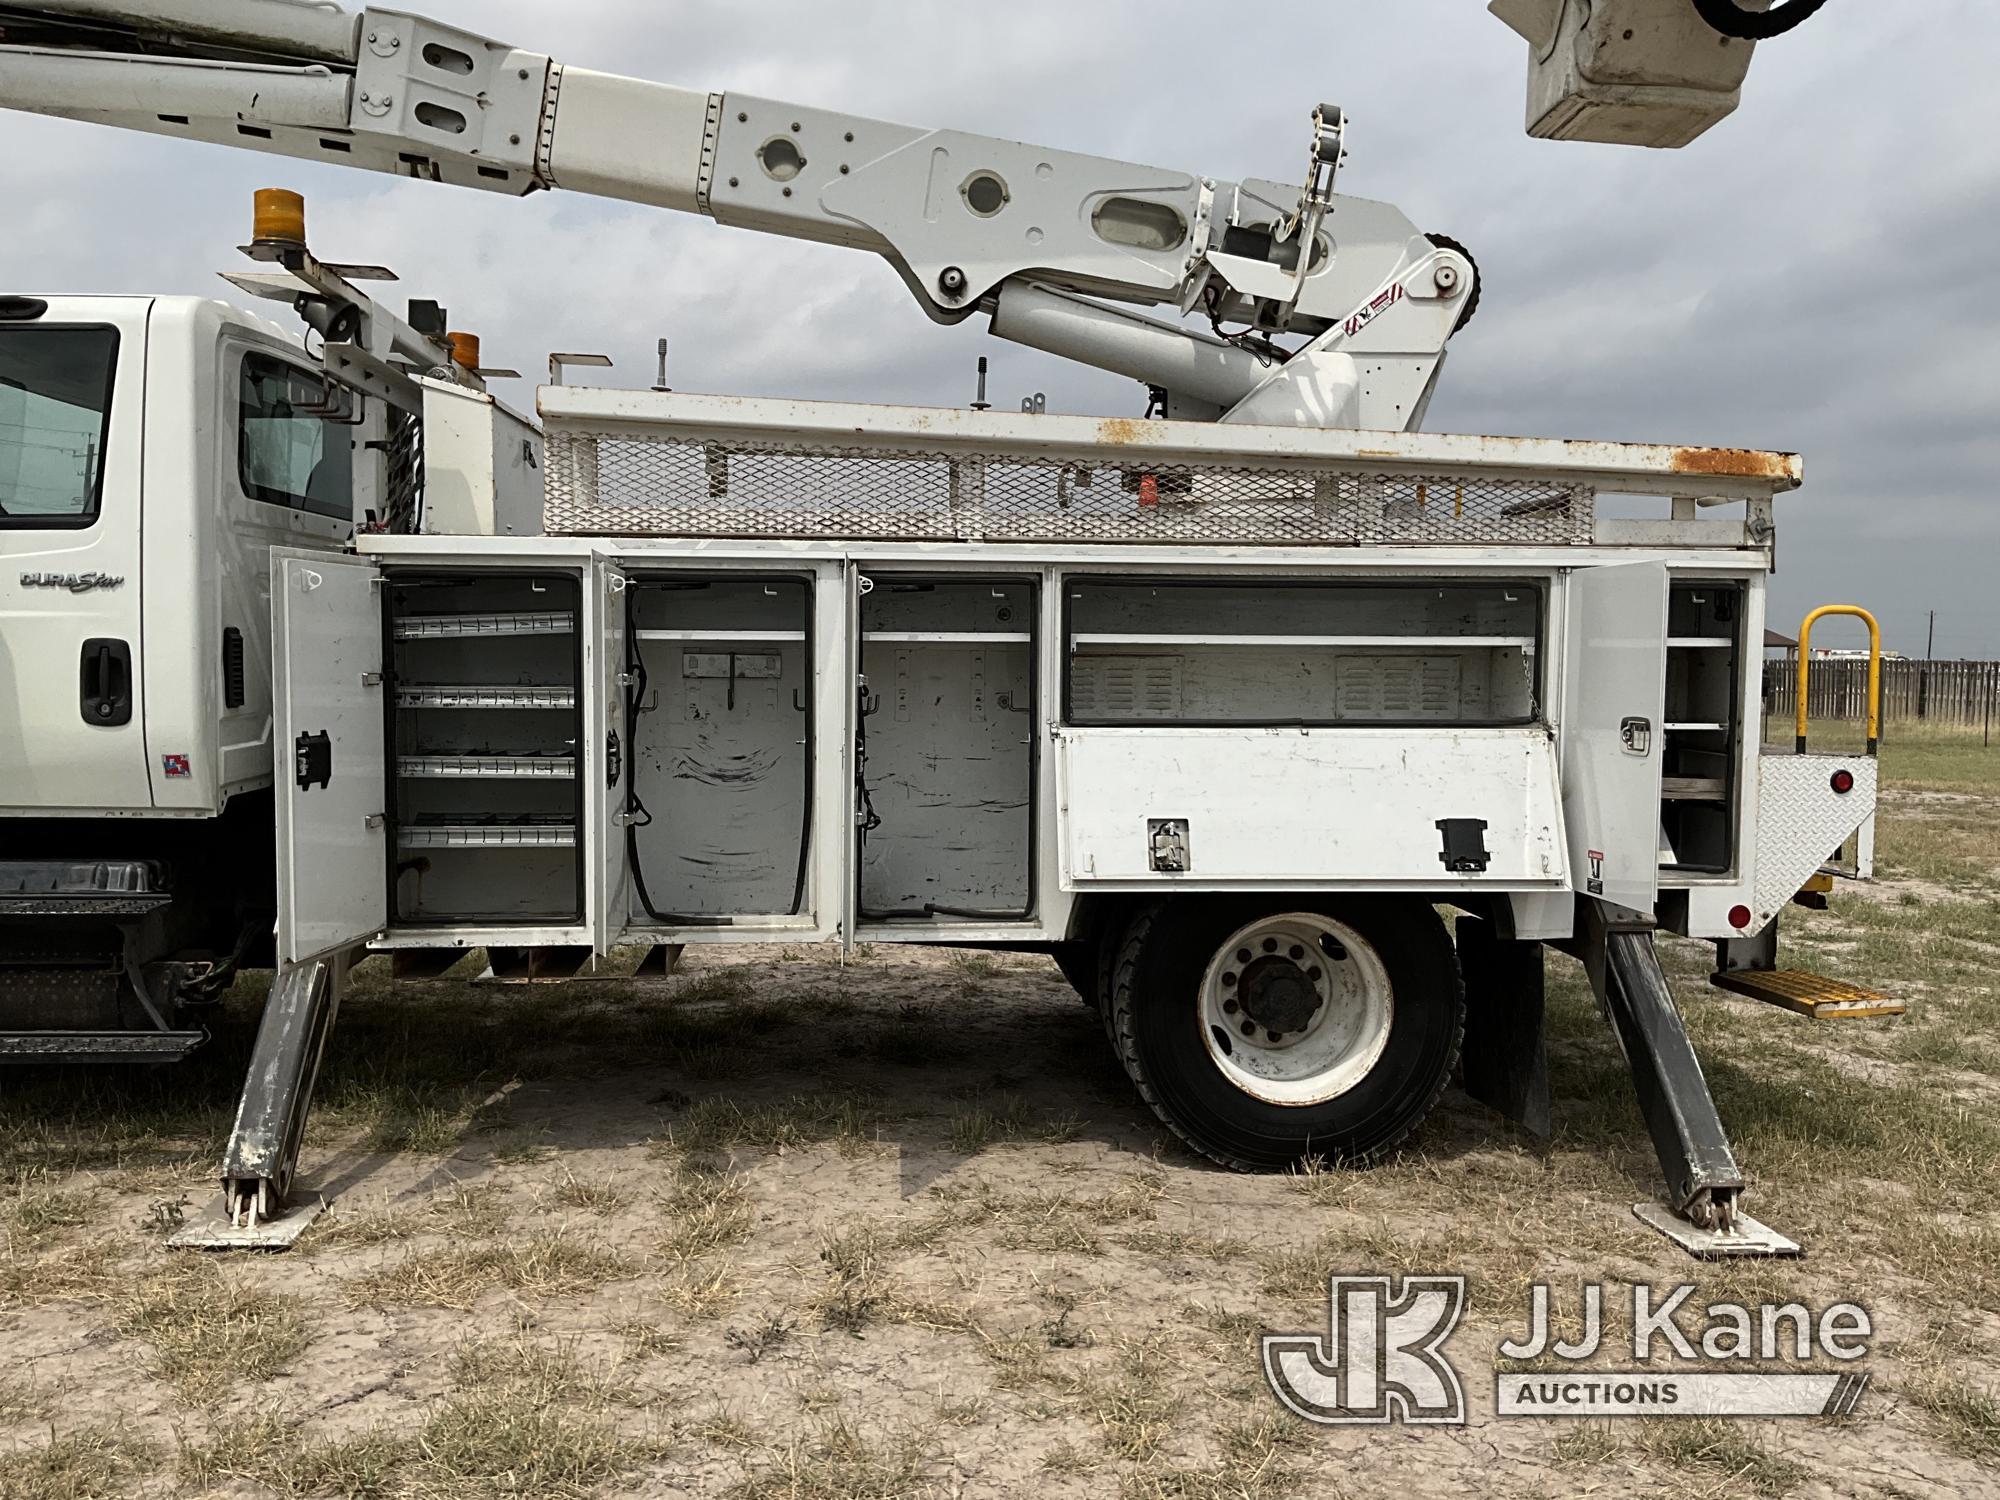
[0,1,1483,427]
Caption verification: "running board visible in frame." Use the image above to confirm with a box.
[1711,969,1904,1020]
[0,1029,206,1063]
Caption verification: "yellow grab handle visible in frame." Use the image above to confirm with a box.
[1795,605,1881,756]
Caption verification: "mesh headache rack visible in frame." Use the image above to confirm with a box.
[536,391,1803,548]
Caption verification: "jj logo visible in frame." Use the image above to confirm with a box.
[1262,1275,1467,1425]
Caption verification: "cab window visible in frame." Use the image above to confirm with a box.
[238,353,352,520]
[0,324,118,528]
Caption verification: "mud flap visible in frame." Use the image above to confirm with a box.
[1455,915,1551,1139]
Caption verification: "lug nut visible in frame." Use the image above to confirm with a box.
[1222,999,1238,1015]
[1221,972,1237,988]
[1236,948,1252,964]
[1308,966,1322,981]
[1288,944,1305,960]
[1262,937,1278,953]
[1267,1029,1283,1043]
[1240,1021,1256,1037]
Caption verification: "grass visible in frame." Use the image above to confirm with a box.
[1908,1377,2000,1464]
[111,1257,314,1405]
[727,1417,935,1500]
[344,1229,636,1311]
[1631,1418,1807,1496]
[659,1163,754,1262]
[0,1427,154,1500]
[668,1091,893,1155]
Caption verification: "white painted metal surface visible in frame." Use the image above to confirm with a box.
[588,562,629,954]
[272,550,385,964]
[1560,561,1668,912]
[0,296,153,813]
[417,378,545,537]
[1059,727,1566,889]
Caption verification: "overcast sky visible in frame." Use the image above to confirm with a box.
[5,1,1994,654]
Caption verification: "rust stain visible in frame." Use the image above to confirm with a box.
[1669,446,1795,480]
[1097,417,1143,446]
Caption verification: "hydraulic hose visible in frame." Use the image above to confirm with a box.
[1691,0,1829,41]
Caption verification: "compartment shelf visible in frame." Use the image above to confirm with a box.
[1662,776,1728,801]
[397,754,576,780]
[1069,634,1536,649]
[393,611,575,640]
[1667,637,1733,648]
[1666,722,1728,732]
[397,815,577,849]
[635,629,805,642]
[395,684,576,710]
[865,631,1033,644]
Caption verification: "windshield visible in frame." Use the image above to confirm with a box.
[0,325,118,527]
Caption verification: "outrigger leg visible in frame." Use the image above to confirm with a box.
[1570,901,1800,1260]
[171,949,355,1249]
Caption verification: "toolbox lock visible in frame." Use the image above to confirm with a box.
[1148,818,1191,873]
[294,730,332,792]
[1437,818,1491,873]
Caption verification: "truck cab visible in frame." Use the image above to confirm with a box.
[0,293,354,1057]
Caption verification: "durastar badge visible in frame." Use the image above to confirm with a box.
[20,571,126,593]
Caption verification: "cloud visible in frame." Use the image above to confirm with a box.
[3,0,1993,652]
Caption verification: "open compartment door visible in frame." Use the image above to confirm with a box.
[273,551,387,964]
[1561,561,1668,913]
[589,562,632,951]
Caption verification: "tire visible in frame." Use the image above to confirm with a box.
[1109,896,1463,1169]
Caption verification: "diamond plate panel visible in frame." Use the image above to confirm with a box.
[1750,753,1878,928]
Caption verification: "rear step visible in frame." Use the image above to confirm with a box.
[1711,969,1904,1020]
[0,1029,207,1063]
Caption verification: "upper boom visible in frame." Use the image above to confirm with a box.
[0,1,1482,429]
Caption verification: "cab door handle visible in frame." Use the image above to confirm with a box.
[80,638,132,727]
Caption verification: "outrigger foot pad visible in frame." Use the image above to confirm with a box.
[169,1190,327,1250]
[1633,1202,1801,1260]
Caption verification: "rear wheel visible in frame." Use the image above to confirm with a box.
[1109,896,1463,1168]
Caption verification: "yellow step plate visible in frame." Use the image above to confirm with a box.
[1711,969,1905,1020]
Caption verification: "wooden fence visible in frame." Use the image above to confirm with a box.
[1764,657,2000,734]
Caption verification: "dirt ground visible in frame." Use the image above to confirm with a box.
[3,732,1998,1499]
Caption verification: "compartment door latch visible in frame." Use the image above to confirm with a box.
[294,730,332,792]
[1148,818,1191,873]
[1437,818,1492,873]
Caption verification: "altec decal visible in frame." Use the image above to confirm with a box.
[161,754,192,779]
[1342,282,1404,339]
[20,571,126,593]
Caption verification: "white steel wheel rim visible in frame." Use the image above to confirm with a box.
[1197,914,1394,1107]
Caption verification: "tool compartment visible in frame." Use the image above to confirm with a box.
[385,572,584,925]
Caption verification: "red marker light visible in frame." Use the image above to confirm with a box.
[1830,768,1855,794]
[1728,905,1753,931]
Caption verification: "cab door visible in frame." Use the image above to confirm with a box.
[273,549,387,963]
[0,298,151,812]
[1560,561,1668,913]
